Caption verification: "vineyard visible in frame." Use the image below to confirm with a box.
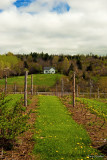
[76,98,107,120]
[0,73,107,160]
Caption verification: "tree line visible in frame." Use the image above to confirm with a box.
[0,51,107,80]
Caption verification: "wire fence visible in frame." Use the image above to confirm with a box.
[0,74,107,100]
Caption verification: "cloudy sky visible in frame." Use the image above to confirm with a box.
[0,0,107,55]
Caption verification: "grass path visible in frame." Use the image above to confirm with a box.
[33,96,103,160]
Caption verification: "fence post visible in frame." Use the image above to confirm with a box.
[76,84,78,97]
[61,79,64,96]
[31,74,33,95]
[90,79,92,98]
[24,71,28,107]
[97,87,100,99]
[56,84,57,96]
[73,72,75,107]
[14,83,16,94]
[5,75,7,94]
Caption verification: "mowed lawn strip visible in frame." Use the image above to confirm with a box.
[33,96,103,160]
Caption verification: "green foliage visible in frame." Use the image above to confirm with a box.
[0,94,29,145]
[33,96,103,160]
[0,55,19,70]
[77,98,107,120]
[0,54,22,78]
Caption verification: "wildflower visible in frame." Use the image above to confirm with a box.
[86,156,89,158]
[56,151,58,152]
[81,146,83,148]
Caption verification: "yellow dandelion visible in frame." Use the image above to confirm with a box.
[86,156,89,158]
[56,151,58,152]
[81,146,83,148]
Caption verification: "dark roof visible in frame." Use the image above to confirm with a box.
[44,67,55,70]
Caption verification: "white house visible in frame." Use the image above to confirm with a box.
[44,67,55,74]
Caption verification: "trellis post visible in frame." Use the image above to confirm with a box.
[90,79,92,98]
[14,83,16,94]
[24,71,28,107]
[61,79,64,96]
[73,72,75,107]
[5,75,7,94]
[77,84,78,97]
[31,74,33,95]
[98,87,100,99]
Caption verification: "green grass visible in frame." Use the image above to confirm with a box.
[0,74,62,87]
[77,98,107,119]
[33,96,103,160]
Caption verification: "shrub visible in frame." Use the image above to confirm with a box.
[0,93,29,149]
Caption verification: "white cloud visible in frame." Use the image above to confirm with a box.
[0,0,16,10]
[0,0,107,55]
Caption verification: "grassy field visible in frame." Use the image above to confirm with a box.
[0,74,63,87]
[77,98,107,119]
[33,96,103,160]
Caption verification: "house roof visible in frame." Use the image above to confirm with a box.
[44,67,55,70]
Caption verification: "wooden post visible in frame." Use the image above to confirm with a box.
[98,87,100,99]
[61,79,64,96]
[31,74,33,95]
[76,84,78,97]
[24,71,28,107]
[56,84,58,96]
[90,79,92,98]
[1,147,3,158]
[5,75,7,94]
[73,72,75,107]
[14,83,16,94]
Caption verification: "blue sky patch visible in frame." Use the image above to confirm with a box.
[14,0,33,8]
[52,2,70,14]
[0,9,3,13]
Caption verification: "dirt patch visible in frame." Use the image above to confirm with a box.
[0,95,39,160]
[60,96,107,158]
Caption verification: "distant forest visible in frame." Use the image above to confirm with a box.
[0,52,107,78]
